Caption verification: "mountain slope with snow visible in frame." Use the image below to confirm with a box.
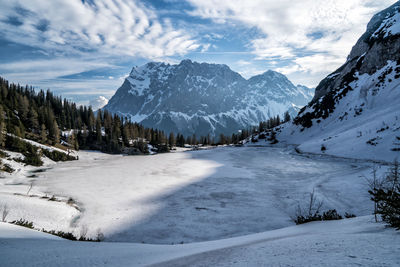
[277,1,400,162]
[104,60,313,137]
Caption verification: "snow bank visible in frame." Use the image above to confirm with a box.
[1,215,398,266]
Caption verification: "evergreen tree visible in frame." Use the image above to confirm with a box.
[40,124,47,143]
[168,132,175,147]
[95,111,102,145]
[219,134,226,145]
[369,161,400,229]
[185,136,191,145]
[191,134,197,145]
[0,106,5,147]
[284,111,291,123]
[52,119,60,144]
[27,108,39,132]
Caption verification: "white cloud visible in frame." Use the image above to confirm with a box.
[275,54,345,75]
[187,0,398,85]
[0,58,125,103]
[0,0,201,58]
[0,58,114,80]
[89,96,109,110]
[236,60,252,66]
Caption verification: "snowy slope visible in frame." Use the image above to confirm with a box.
[277,1,400,163]
[1,216,399,266]
[104,60,313,137]
[0,139,80,233]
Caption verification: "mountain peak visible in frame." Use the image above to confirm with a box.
[105,60,313,137]
[179,59,193,65]
[262,70,279,76]
[129,61,166,76]
[248,70,290,85]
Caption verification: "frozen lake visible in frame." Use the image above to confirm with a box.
[30,146,375,244]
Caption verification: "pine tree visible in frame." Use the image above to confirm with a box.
[40,124,47,143]
[27,108,39,132]
[68,132,79,150]
[168,132,175,147]
[191,134,197,145]
[14,125,22,138]
[219,134,226,145]
[52,120,60,144]
[284,111,291,123]
[95,111,102,145]
[185,136,191,145]
[369,161,400,229]
[0,106,5,147]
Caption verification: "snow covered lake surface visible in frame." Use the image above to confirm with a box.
[1,146,398,266]
[2,146,379,243]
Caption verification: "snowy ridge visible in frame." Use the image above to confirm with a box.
[372,6,400,38]
[104,60,313,136]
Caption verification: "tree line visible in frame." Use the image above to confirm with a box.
[258,111,291,133]
[0,77,173,153]
[0,77,255,154]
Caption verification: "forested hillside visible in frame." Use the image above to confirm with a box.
[0,77,252,156]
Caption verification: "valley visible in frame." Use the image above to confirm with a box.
[1,1,400,266]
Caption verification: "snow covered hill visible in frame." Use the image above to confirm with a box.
[104,60,313,137]
[277,1,400,162]
[1,215,399,266]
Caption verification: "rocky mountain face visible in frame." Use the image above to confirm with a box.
[277,1,400,162]
[104,60,313,137]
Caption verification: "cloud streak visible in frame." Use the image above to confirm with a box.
[0,0,208,105]
[0,0,202,58]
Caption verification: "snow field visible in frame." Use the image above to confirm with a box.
[1,215,399,266]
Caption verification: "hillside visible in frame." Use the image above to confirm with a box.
[0,77,190,157]
[275,1,400,162]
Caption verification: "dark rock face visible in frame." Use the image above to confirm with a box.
[312,2,400,101]
[104,60,313,136]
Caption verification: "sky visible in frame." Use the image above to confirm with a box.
[0,0,397,109]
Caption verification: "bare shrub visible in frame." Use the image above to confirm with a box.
[293,189,323,224]
[26,181,34,195]
[365,165,385,222]
[1,203,10,222]
[292,191,351,225]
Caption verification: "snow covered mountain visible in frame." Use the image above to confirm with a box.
[278,1,400,162]
[104,60,313,137]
